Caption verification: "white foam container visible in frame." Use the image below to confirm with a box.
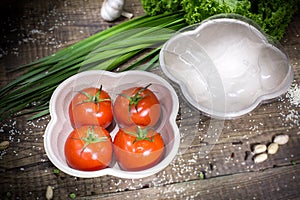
[44,70,180,179]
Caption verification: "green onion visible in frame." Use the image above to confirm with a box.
[0,12,187,121]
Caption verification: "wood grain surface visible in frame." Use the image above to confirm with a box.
[0,1,299,199]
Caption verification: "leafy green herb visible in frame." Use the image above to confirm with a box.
[6,192,12,197]
[69,193,76,199]
[199,171,205,179]
[141,0,182,16]
[142,0,300,41]
[291,160,297,165]
[5,192,12,199]
[53,168,60,175]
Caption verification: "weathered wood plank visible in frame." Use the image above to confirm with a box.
[88,165,300,200]
[0,0,299,199]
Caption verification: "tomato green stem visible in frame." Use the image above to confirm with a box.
[77,85,111,111]
[73,126,108,154]
[119,84,152,114]
[125,126,154,143]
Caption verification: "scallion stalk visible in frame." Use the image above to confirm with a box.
[0,12,187,121]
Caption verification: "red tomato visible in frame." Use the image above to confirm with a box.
[64,125,113,171]
[69,86,113,129]
[113,84,161,127]
[113,126,165,171]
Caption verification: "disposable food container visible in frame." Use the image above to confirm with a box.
[44,70,180,178]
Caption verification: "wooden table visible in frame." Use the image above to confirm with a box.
[0,1,299,199]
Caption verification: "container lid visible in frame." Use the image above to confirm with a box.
[160,15,293,119]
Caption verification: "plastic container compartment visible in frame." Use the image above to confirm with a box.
[159,15,294,119]
[44,70,180,179]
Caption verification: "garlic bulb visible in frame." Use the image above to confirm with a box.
[101,0,133,21]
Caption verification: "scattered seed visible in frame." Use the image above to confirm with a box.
[253,144,267,154]
[273,134,289,145]
[0,141,10,150]
[267,143,279,154]
[254,153,268,164]
[46,186,53,200]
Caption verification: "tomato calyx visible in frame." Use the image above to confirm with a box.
[125,126,154,143]
[119,84,151,113]
[73,126,109,154]
[79,85,111,106]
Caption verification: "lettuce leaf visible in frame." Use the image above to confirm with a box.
[141,0,300,40]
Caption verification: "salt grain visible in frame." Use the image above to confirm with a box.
[286,83,300,106]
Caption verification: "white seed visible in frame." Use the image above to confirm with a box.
[274,134,289,145]
[0,141,10,150]
[267,143,279,154]
[254,153,268,164]
[46,186,53,200]
[253,144,267,154]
